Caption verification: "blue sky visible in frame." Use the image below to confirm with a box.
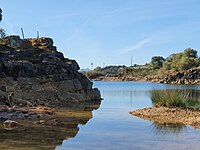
[0,0,200,69]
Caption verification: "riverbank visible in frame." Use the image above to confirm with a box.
[130,106,200,129]
[93,66,200,84]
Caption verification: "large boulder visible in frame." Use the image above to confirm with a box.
[0,36,101,106]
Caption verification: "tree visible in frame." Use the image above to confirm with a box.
[94,66,101,72]
[162,48,200,71]
[183,48,198,58]
[151,56,165,70]
[179,57,199,70]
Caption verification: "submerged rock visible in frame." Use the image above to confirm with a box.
[34,120,46,125]
[4,120,18,128]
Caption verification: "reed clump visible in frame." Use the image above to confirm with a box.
[151,90,200,110]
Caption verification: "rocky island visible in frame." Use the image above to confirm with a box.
[0,35,101,126]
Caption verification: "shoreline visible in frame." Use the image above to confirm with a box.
[130,106,200,129]
[0,100,101,129]
[93,75,200,84]
[90,66,200,84]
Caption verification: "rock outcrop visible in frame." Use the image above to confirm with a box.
[156,67,200,84]
[0,35,101,106]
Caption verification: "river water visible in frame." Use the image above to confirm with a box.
[56,81,200,150]
[1,81,200,150]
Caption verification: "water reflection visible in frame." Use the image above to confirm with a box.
[0,101,101,150]
[150,89,200,135]
[152,122,187,135]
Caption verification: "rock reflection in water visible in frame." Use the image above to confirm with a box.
[152,122,186,135]
[0,101,101,150]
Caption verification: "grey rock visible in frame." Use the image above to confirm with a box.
[0,36,101,106]
[4,120,18,128]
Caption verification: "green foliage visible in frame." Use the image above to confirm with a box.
[179,56,199,70]
[151,90,200,109]
[101,65,126,75]
[183,48,197,58]
[94,66,102,72]
[163,48,199,71]
[151,90,187,107]
[150,56,165,70]
[84,48,199,80]
[124,65,153,76]
[84,71,103,79]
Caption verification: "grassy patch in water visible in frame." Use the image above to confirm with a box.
[151,90,200,110]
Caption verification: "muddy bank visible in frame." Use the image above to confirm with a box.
[130,106,200,129]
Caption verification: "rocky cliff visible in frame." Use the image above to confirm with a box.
[0,35,101,106]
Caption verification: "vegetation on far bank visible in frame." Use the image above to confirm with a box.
[83,48,200,80]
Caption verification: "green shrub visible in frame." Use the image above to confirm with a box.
[162,48,200,71]
[83,71,104,79]
[151,90,200,109]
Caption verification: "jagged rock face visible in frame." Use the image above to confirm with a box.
[0,36,101,105]
[158,67,200,84]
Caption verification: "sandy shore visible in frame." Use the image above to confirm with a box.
[129,106,200,129]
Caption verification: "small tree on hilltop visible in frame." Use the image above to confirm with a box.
[151,56,165,70]
[183,48,198,58]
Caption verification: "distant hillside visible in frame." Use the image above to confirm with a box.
[84,48,200,84]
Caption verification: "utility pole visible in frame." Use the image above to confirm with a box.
[131,56,133,67]
[37,31,39,38]
[21,27,25,39]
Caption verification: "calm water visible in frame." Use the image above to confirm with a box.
[1,81,200,150]
[56,82,200,150]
